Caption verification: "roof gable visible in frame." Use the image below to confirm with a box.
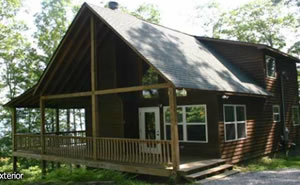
[86,3,269,96]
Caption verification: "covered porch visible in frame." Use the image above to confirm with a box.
[9,83,183,176]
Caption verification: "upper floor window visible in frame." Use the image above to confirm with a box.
[223,105,247,142]
[273,105,281,122]
[266,56,276,78]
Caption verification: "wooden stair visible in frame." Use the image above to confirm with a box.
[179,159,237,182]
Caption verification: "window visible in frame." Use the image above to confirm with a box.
[266,56,276,78]
[176,89,187,97]
[164,105,207,142]
[292,106,300,126]
[142,67,159,98]
[273,105,281,122]
[223,105,247,141]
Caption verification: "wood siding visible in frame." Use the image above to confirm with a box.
[218,50,299,163]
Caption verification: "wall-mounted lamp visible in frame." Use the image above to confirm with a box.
[222,95,229,99]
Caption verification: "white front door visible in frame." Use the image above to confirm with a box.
[139,107,161,153]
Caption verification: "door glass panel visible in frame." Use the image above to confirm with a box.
[145,112,156,140]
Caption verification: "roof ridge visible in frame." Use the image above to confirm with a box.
[86,2,196,38]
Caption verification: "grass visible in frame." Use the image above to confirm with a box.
[235,154,300,172]
[0,158,155,185]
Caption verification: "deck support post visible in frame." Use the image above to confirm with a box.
[40,99,45,154]
[13,156,17,172]
[90,15,99,160]
[41,160,47,177]
[168,87,180,173]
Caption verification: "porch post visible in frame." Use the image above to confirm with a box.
[168,87,180,171]
[40,98,45,154]
[11,107,17,172]
[90,15,99,160]
[40,98,47,175]
[55,108,61,168]
[55,109,59,135]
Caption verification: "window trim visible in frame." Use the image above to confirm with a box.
[223,104,247,142]
[292,106,300,126]
[265,55,276,78]
[163,105,208,143]
[272,105,281,123]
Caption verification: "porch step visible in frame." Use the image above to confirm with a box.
[184,164,233,181]
[179,159,226,175]
[196,170,239,184]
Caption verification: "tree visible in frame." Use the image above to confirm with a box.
[34,0,74,64]
[0,0,39,156]
[130,3,161,24]
[213,0,296,50]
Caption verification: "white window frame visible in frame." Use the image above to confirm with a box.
[163,105,208,143]
[223,104,247,142]
[272,105,281,122]
[265,55,276,78]
[292,106,300,126]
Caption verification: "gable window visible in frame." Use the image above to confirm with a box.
[266,56,276,78]
[164,105,207,142]
[223,105,247,141]
[273,105,281,122]
[292,106,300,126]
[142,67,159,98]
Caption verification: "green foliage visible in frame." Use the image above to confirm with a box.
[0,159,152,185]
[34,0,74,64]
[213,0,296,50]
[289,41,300,57]
[236,155,300,172]
[130,3,161,24]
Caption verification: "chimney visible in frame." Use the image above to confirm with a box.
[108,1,119,10]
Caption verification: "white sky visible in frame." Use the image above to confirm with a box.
[20,0,252,36]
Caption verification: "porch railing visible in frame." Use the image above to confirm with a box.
[95,137,172,165]
[14,134,172,166]
[15,134,41,153]
[45,135,93,159]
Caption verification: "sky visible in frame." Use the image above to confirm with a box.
[20,0,252,36]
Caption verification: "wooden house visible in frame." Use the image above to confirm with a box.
[5,3,300,180]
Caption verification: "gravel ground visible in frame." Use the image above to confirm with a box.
[202,169,300,185]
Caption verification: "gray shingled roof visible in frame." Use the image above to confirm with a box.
[88,3,270,96]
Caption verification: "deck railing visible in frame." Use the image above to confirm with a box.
[45,135,94,159]
[15,134,172,166]
[45,130,86,137]
[15,134,41,153]
[95,137,172,165]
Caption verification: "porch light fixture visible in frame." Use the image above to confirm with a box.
[222,95,229,99]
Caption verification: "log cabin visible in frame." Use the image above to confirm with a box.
[5,2,300,181]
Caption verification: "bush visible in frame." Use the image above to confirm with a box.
[0,159,152,185]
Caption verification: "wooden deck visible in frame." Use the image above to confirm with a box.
[13,150,224,177]
[13,134,225,177]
